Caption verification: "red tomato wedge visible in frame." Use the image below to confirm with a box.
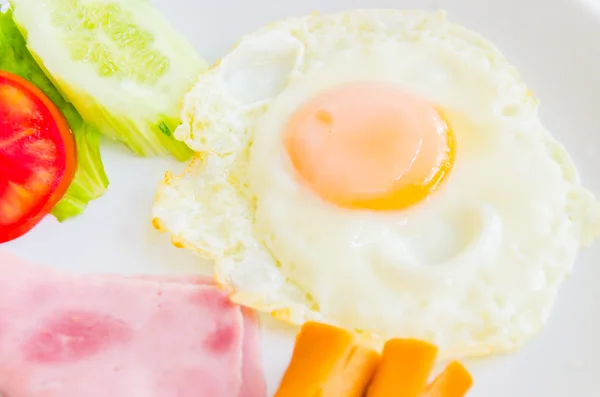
[0,71,76,243]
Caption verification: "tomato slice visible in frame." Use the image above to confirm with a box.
[0,71,76,243]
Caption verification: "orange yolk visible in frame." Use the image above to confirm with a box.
[284,82,456,211]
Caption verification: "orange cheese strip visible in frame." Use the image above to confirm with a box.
[366,339,438,397]
[421,361,473,397]
[274,322,380,397]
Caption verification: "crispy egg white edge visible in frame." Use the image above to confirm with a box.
[153,9,600,358]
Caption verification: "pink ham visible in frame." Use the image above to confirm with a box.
[129,274,267,396]
[0,252,266,397]
[239,308,267,397]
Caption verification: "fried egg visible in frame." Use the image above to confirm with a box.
[152,10,600,358]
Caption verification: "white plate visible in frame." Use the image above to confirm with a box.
[4,0,600,395]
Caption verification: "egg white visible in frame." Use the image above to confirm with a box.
[153,10,600,358]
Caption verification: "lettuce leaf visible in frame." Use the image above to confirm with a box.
[0,7,108,221]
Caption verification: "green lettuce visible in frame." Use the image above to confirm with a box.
[0,7,108,221]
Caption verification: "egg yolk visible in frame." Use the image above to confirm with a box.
[284,82,456,210]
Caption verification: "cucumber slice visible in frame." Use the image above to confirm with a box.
[10,0,208,160]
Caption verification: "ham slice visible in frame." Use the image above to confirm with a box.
[129,274,267,397]
[0,252,266,397]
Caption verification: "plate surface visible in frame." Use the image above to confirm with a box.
[4,0,600,395]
